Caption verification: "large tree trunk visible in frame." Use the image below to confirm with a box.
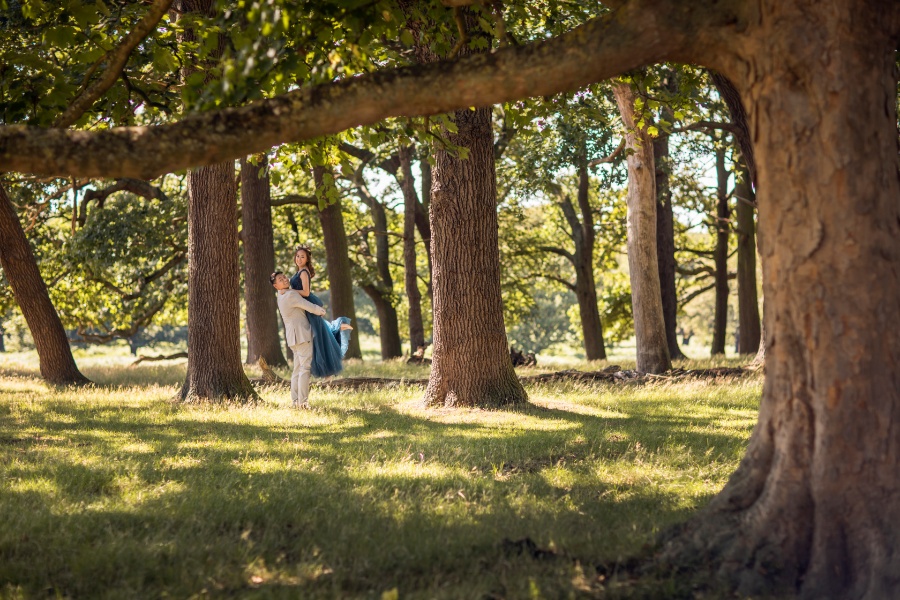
[0,184,89,385]
[180,161,257,402]
[314,167,362,360]
[178,0,256,402]
[662,7,900,598]
[398,146,426,356]
[612,83,671,374]
[653,126,685,360]
[710,147,730,356]
[241,155,287,367]
[572,160,606,361]
[734,159,760,354]
[423,103,527,407]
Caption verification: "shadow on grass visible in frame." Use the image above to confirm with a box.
[0,392,756,598]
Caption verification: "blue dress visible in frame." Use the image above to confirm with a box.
[290,269,351,377]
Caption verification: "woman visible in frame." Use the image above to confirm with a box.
[290,246,353,377]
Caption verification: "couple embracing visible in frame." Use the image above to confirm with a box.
[270,246,353,408]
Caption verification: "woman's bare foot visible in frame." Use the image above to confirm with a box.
[340,324,353,331]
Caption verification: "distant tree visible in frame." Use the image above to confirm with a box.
[240,154,288,367]
[0,183,89,385]
[612,82,670,374]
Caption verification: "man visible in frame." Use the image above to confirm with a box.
[271,271,326,408]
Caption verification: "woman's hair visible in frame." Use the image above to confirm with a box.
[294,246,316,279]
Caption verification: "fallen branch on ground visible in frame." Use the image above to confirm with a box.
[129,351,187,366]
[247,365,749,391]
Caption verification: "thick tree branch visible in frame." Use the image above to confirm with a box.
[53,0,174,128]
[4,1,742,178]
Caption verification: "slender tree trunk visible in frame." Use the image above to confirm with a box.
[241,155,287,367]
[572,160,606,361]
[178,0,256,402]
[314,166,362,360]
[710,69,765,364]
[354,180,403,359]
[710,147,730,356]
[0,323,5,352]
[734,159,760,354]
[398,146,426,355]
[662,7,900,598]
[418,154,434,299]
[612,83,671,374]
[0,184,89,385]
[653,126,685,360]
[361,284,403,359]
[424,103,527,407]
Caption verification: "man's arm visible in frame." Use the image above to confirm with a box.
[285,290,326,316]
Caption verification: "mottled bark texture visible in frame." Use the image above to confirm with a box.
[240,155,287,367]
[734,160,760,354]
[570,159,607,360]
[178,0,257,402]
[612,83,671,374]
[398,146,426,356]
[652,125,685,360]
[0,184,90,385]
[423,104,527,408]
[313,167,362,360]
[4,0,737,180]
[660,4,900,599]
[710,147,730,356]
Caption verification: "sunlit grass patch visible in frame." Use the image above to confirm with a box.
[0,354,762,598]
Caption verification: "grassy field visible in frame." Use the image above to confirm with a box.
[0,351,760,599]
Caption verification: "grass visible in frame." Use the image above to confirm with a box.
[0,350,761,599]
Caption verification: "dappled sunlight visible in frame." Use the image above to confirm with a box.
[0,367,762,597]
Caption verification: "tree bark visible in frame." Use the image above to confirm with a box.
[418,154,434,299]
[612,83,671,374]
[734,159,760,354]
[571,159,606,360]
[0,184,90,385]
[178,0,257,402]
[314,166,362,360]
[354,179,403,359]
[710,147,730,356]
[240,155,287,367]
[653,125,685,360]
[424,103,527,407]
[398,146,426,356]
[661,6,900,598]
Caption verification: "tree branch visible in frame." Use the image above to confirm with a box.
[542,274,577,291]
[669,120,739,135]
[5,1,742,178]
[271,194,317,207]
[537,245,575,263]
[53,0,174,128]
[678,282,716,306]
[587,137,625,167]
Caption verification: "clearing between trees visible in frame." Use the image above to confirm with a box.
[1,354,758,598]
